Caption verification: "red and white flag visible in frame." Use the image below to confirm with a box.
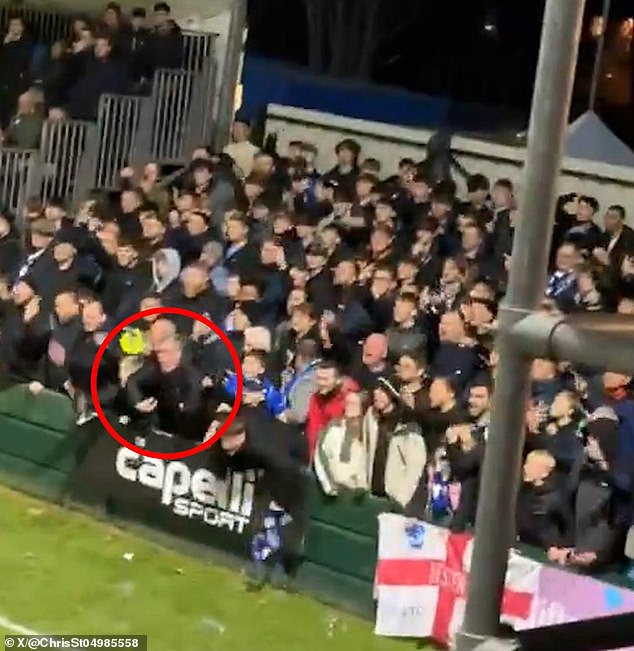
[374,513,541,645]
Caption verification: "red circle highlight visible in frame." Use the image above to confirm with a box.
[89,306,243,460]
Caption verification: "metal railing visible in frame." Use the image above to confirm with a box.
[0,147,38,218]
[0,48,215,214]
[1,3,215,71]
[135,51,216,165]
[0,4,220,213]
[147,68,196,164]
[0,4,73,45]
[94,94,143,190]
[182,31,216,71]
[37,119,98,205]
[187,51,218,149]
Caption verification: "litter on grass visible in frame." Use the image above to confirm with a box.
[200,617,226,634]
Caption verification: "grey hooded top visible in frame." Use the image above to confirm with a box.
[152,248,181,294]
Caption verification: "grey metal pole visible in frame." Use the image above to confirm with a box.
[508,312,634,375]
[213,0,247,150]
[455,1,586,649]
[588,0,611,111]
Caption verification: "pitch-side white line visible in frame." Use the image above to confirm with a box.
[0,614,41,636]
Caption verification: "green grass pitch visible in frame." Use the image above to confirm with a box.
[0,486,417,651]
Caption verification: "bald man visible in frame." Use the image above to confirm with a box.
[350,333,392,391]
[244,326,271,354]
[126,332,206,441]
[148,318,177,352]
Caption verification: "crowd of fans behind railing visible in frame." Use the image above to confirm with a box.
[0,1,184,144]
[0,105,633,581]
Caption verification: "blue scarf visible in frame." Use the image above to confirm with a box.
[428,470,452,519]
[251,505,292,562]
[546,270,576,299]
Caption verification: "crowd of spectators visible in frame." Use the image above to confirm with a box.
[0,1,183,138]
[0,102,634,587]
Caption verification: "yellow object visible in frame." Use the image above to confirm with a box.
[120,328,146,356]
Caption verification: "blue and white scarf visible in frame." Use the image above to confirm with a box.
[546,270,576,299]
[251,503,293,563]
[428,470,452,519]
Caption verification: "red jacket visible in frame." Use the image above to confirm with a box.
[305,377,359,459]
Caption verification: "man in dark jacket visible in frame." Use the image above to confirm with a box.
[0,277,49,380]
[563,195,602,255]
[66,297,120,420]
[126,334,206,440]
[43,289,83,391]
[321,139,360,198]
[0,16,33,128]
[385,292,427,361]
[596,205,634,267]
[0,209,22,278]
[125,8,151,83]
[432,311,483,390]
[146,2,183,71]
[172,262,227,334]
[222,212,259,278]
[215,411,309,590]
[516,449,573,552]
[305,242,336,315]
[100,238,152,322]
[15,217,56,286]
[38,231,90,311]
[55,34,128,121]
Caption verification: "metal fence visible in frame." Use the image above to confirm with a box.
[0,49,216,214]
[37,119,98,205]
[187,51,218,149]
[0,3,215,72]
[147,68,195,164]
[94,94,143,190]
[136,49,216,165]
[182,31,216,71]
[0,4,73,46]
[0,4,219,213]
[0,148,38,218]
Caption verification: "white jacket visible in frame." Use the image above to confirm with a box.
[314,419,369,496]
[362,408,427,510]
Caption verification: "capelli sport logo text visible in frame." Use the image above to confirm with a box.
[115,447,256,533]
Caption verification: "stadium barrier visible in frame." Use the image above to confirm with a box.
[0,147,39,218]
[94,94,143,190]
[0,381,631,624]
[0,0,216,74]
[147,68,196,165]
[1,117,99,221]
[184,52,218,154]
[182,31,216,73]
[145,55,217,165]
[0,3,73,47]
[37,118,99,205]
[0,382,78,500]
[0,2,218,206]
[0,62,215,216]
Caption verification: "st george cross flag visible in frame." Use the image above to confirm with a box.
[374,513,541,645]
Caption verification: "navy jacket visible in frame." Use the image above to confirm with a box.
[65,56,128,120]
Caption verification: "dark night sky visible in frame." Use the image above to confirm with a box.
[246,0,634,122]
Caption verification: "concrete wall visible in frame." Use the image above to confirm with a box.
[266,104,634,225]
